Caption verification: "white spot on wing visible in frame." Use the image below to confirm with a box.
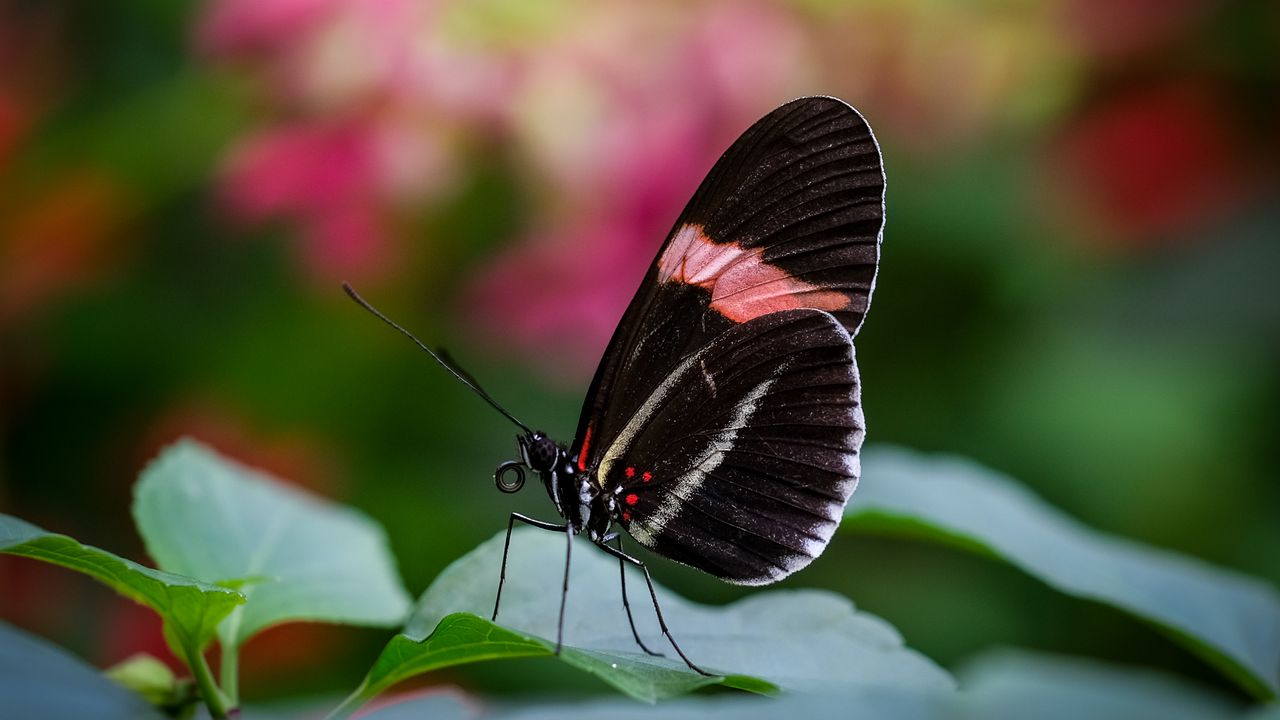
[699,359,716,398]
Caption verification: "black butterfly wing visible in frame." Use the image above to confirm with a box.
[572,96,883,476]
[599,309,863,585]
[667,96,884,336]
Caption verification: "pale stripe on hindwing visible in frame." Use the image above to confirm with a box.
[597,347,709,486]
[628,376,778,546]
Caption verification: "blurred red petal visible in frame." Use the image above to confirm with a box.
[0,95,30,168]
[1057,0,1217,57]
[1054,80,1248,245]
[198,0,337,57]
[0,171,133,325]
[237,622,349,694]
[139,400,342,497]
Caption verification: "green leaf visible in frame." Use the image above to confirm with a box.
[132,439,412,651]
[0,513,243,655]
[345,527,951,710]
[104,653,194,712]
[957,650,1246,720]
[365,690,932,720]
[361,650,1258,720]
[846,446,1280,700]
[0,620,168,720]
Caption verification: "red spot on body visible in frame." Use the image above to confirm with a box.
[656,223,848,322]
[642,471,652,482]
[622,511,632,522]
[625,493,639,506]
[625,466,635,478]
[577,425,592,471]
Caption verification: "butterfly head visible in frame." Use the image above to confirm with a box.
[494,431,564,495]
[519,431,560,472]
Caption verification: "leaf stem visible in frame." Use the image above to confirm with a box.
[187,646,232,719]
[220,642,239,705]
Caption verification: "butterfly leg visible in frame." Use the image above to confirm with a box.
[595,540,713,676]
[601,533,664,657]
[555,522,572,653]
[492,512,567,624]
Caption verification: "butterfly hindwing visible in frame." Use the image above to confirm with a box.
[573,97,883,478]
[598,309,863,585]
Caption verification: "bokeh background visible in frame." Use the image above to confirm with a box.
[1,0,1277,706]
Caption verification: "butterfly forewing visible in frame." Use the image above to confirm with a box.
[572,97,884,480]
[598,309,862,585]
[674,97,884,335]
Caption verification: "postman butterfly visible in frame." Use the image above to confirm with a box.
[344,96,884,674]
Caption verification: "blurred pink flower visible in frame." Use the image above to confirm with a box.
[201,0,514,283]
[464,220,654,381]
[202,0,1068,372]
[463,1,808,379]
[223,120,374,221]
[198,0,336,57]
[220,119,390,279]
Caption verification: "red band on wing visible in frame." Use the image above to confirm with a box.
[656,223,847,322]
[577,425,592,471]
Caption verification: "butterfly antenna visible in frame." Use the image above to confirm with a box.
[435,346,488,392]
[342,282,533,434]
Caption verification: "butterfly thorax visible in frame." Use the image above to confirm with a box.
[517,431,614,541]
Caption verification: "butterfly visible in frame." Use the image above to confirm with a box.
[345,95,884,675]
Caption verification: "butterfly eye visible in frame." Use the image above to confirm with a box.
[494,460,526,494]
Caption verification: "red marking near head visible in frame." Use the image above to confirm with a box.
[625,466,635,478]
[625,493,639,506]
[642,471,652,482]
[577,425,592,471]
[622,511,632,522]
[656,223,848,322]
